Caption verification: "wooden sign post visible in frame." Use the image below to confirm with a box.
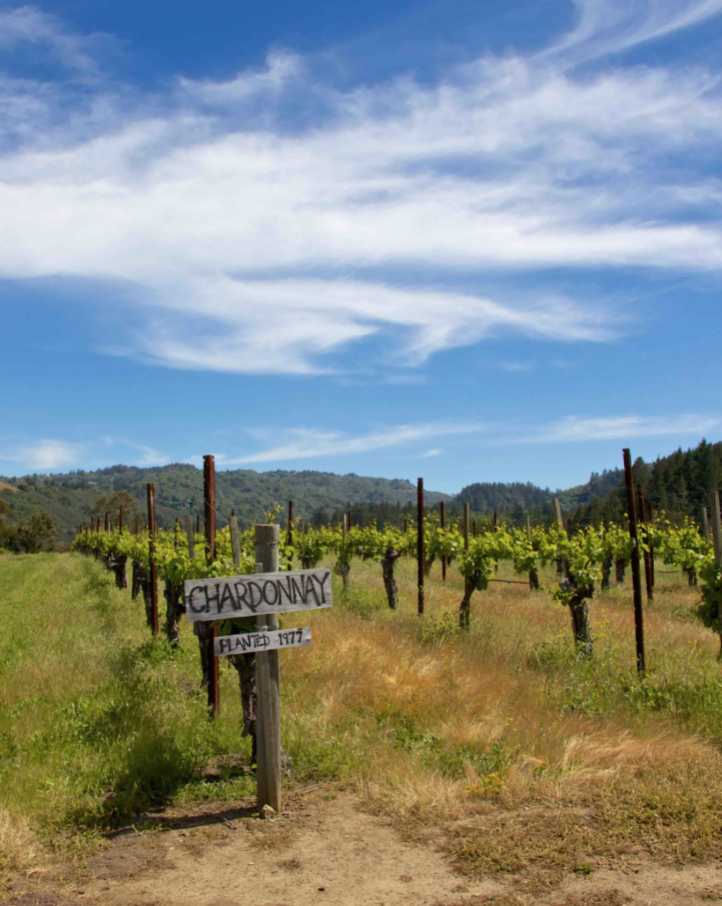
[203,455,220,717]
[184,534,332,815]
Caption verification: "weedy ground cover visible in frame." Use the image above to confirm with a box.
[1,552,721,883]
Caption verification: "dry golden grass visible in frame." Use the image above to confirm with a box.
[279,555,722,879]
[0,808,45,872]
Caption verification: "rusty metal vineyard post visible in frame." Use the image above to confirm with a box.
[146,484,159,636]
[460,502,470,630]
[440,501,446,581]
[709,492,722,656]
[623,449,646,675]
[646,501,655,589]
[417,477,424,615]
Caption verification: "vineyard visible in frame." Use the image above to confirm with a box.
[3,453,722,904]
[71,481,722,676]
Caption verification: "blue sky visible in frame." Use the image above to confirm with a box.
[1,0,722,493]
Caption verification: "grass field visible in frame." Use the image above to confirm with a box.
[1,551,722,885]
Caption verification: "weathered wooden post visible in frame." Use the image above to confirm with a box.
[255,525,281,813]
[146,484,159,636]
[204,455,220,717]
[711,492,722,565]
[183,514,191,560]
[440,501,446,581]
[184,514,195,559]
[702,506,711,543]
[287,501,294,550]
[229,510,241,567]
[417,478,424,615]
[553,498,563,525]
[623,449,645,675]
[104,512,109,532]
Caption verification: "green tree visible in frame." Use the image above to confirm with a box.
[17,513,56,553]
[90,491,139,526]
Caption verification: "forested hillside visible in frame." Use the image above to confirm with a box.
[1,439,720,542]
[0,465,451,542]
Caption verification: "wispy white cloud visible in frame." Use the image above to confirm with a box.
[0,6,115,74]
[531,414,722,443]
[225,422,485,464]
[0,436,171,473]
[100,437,170,466]
[2,411,718,474]
[545,0,722,65]
[0,439,86,470]
[1,2,722,372]
[204,411,721,464]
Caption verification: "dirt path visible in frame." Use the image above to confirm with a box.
[4,793,722,906]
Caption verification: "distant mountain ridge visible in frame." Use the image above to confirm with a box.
[0,464,452,542]
[1,439,719,542]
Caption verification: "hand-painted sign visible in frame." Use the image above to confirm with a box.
[183,568,332,623]
[215,626,312,657]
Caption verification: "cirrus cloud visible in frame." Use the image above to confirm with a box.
[1,2,722,373]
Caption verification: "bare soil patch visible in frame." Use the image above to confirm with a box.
[3,793,721,906]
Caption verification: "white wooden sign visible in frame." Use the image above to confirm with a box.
[215,626,311,657]
[183,568,332,623]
